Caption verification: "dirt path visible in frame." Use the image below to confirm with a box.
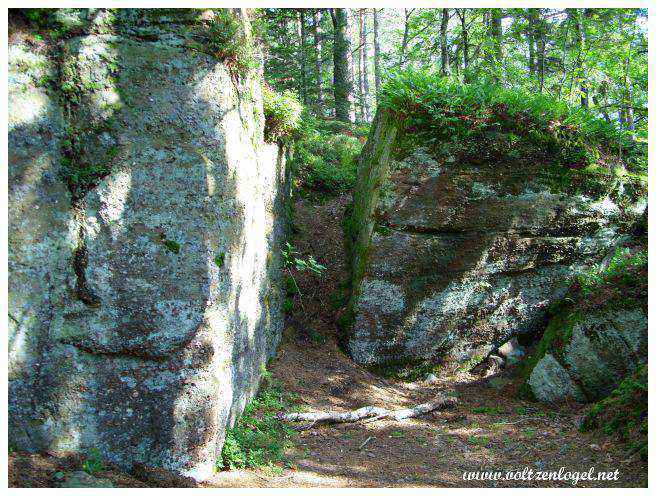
[207,194,647,488]
[9,194,647,488]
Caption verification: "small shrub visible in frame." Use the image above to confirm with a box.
[262,86,303,143]
[220,374,297,470]
[580,364,647,460]
[203,10,258,74]
[82,448,104,475]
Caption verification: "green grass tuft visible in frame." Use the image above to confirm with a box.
[219,374,298,471]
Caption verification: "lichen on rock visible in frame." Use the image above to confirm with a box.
[9,8,289,481]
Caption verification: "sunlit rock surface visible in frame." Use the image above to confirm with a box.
[8,9,288,481]
[345,113,646,370]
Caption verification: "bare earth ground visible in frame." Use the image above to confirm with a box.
[9,194,648,488]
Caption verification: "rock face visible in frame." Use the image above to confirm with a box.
[344,109,646,370]
[9,9,288,480]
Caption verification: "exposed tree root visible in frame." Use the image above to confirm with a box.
[277,394,457,429]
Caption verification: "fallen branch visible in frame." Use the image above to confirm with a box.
[278,395,457,428]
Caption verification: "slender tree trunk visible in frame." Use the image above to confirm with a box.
[357,10,364,121]
[311,9,324,113]
[297,9,308,105]
[373,8,381,94]
[360,9,370,121]
[329,8,352,122]
[346,10,356,121]
[624,55,635,132]
[527,9,536,76]
[457,10,469,77]
[487,9,503,81]
[537,19,546,92]
[399,9,410,66]
[440,8,450,76]
[571,9,588,108]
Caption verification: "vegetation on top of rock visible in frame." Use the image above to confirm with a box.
[580,363,647,460]
[379,68,646,178]
[262,86,303,143]
[199,10,259,75]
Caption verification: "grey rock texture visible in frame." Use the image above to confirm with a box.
[528,353,584,403]
[345,112,646,369]
[9,9,288,481]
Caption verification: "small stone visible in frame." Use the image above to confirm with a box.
[498,337,526,366]
[59,471,114,488]
[426,373,439,384]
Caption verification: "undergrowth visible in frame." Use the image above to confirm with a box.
[262,86,303,143]
[580,363,647,460]
[220,368,299,471]
[289,116,367,195]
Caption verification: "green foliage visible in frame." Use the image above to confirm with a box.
[214,252,225,268]
[82,448,104,475]
[163,239,180,254]
[580,364,647,460]
[262,86,303,142]
[290,117,365,194]
[281,242,326,276]
[220,374,297,471]
[379,68,645,172]
[472,406,502,415]
[576,246,647,305]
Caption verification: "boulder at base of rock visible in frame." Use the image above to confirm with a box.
[519,247,646,403]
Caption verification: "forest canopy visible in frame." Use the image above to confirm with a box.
[258,8,647,141]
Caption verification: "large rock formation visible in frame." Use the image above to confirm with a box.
[9,9,288,480]
[343,108,646,372]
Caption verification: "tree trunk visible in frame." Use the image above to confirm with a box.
[297,9,308,105]
[330,8,353,122]
[399,9,411,66]
[527,9,536,76]
[373,8,381,94]
[487,9,503,80]
[311,9,324,113]
[458,10,469,76]
[571,9,588,108]
[360,9,370,121]
[440,8,450,76]
[535,10,546,92]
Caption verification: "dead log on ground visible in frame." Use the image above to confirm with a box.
[277,394,457,429]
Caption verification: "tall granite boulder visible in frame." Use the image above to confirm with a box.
[343,108,646,371]
[9,9,288,480]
